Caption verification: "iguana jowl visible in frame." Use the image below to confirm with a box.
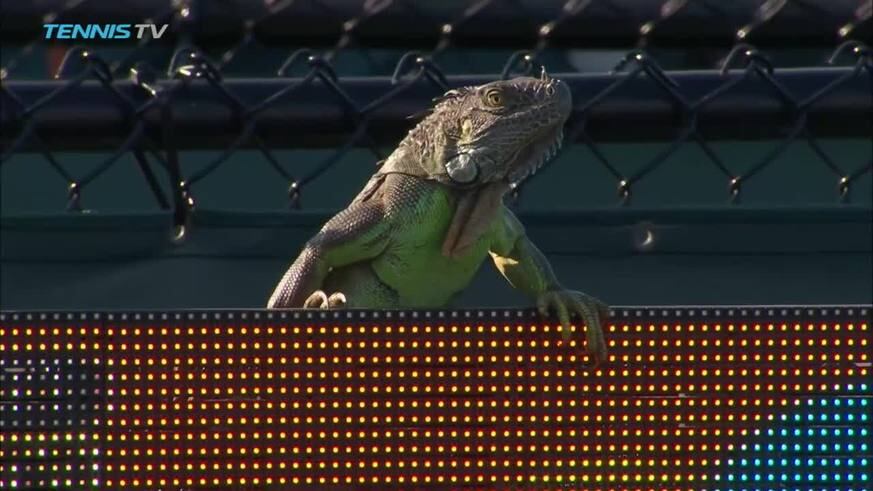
[267,70,608,363]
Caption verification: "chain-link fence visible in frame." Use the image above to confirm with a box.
[3,0,871,64]
[2,1,871,226]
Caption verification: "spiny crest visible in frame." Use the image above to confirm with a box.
[407,86,475,121]
[432,86,475,106]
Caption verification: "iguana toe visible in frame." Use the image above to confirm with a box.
[537,289,609,366]
[327,292,347,308]
[302,290,348,309]
[303,290,329,308]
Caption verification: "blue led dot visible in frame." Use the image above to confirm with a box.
[724,397,868,486]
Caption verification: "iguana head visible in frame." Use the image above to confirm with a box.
[381,70,572,188]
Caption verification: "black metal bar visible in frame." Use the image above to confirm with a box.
[1,68,870,151]
[1,0,869,49]
[0,305,869,320]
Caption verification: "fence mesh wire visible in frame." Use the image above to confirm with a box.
[1,1,871,229]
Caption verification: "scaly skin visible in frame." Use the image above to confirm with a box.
[267,71,608,363]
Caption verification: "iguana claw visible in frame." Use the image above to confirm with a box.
[537,289,609,366]
[303,290,347,309]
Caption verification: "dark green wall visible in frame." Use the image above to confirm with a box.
[2,142,870,309]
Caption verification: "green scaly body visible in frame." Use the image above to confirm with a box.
[266,74,609,363]
[324,178,505,308]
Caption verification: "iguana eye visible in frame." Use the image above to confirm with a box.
[484,89,503,107]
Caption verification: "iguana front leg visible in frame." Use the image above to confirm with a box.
[266,201,390,308]
[490,207,608,364]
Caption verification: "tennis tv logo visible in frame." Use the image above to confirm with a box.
[43,24,169,40]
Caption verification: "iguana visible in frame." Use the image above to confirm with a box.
[267,70,608,363]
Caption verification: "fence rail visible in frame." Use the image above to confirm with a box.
[3,66,872,151]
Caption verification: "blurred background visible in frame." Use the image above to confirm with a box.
[1,0,871,309]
